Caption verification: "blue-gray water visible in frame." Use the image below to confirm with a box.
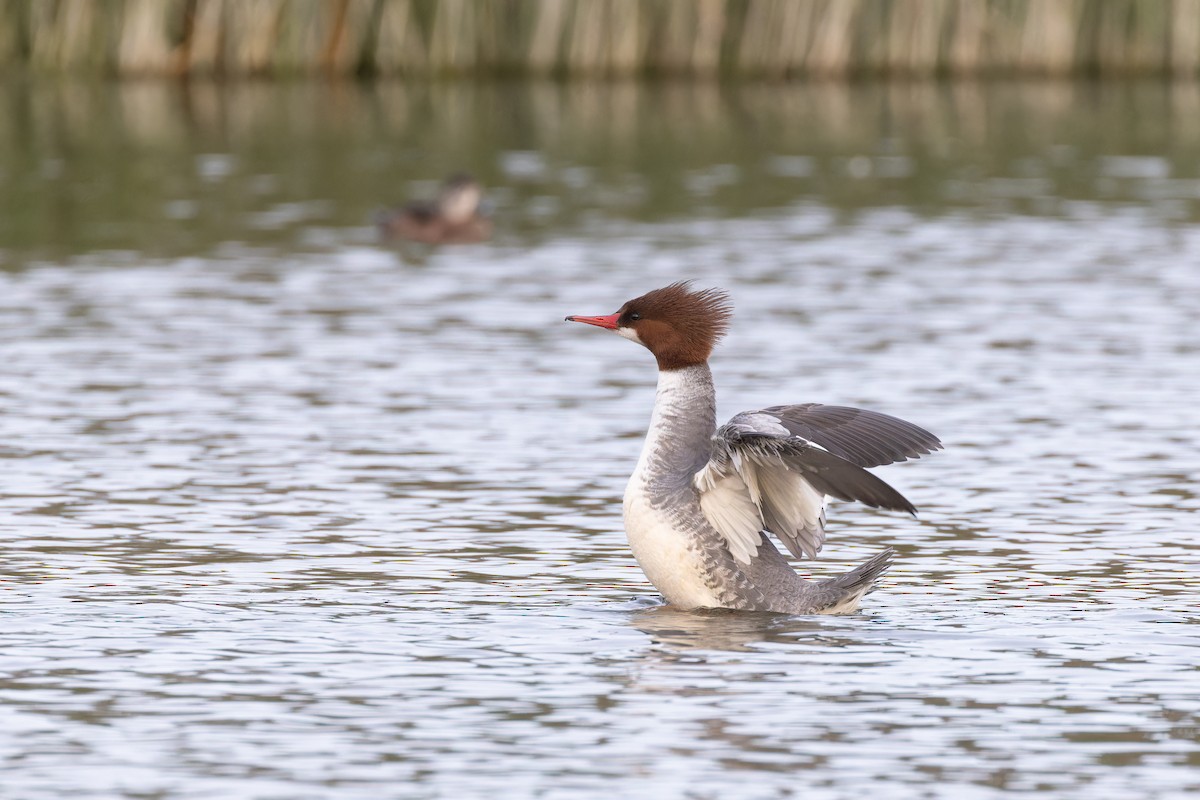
[1,80,1198,799]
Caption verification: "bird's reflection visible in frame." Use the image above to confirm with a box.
[627,604,837,653]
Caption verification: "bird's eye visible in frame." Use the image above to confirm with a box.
[628,312,641,322]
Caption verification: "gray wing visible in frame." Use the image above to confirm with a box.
[758,403,942,468]
[694,408,931,564]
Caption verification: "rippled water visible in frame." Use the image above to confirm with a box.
[1,80,1199,798]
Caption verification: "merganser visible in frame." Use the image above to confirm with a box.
[566,282,942,614]
[376,173,492,244]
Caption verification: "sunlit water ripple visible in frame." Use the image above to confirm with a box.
[1,206,1198,798]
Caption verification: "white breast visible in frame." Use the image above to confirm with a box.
[623,473,722,610]
[621,366,725,610]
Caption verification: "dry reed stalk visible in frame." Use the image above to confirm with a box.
[29,0,111,72]
[779,0,816,77]
[567,0,605,75]
[889,0,945,75]
[28,1,67,71]
[1093,0,1136,76]
[1124,0,1171,74]
[187,0,225,75]
[775,0,814,78]
[1171,0,1200,75]
[271,0,328,74]
[117,0,185,75]
[224,0,284,75]
[607,0,641,75]
[944,0,987,75]
[1091,0,1123,75]
[429,0,478,74]
[653,0,696,74]
[324,0,375,75]
[1017,0,1080,75]
[63,0,111,71]
[734,0,772,74]
[326,0,369,75]
[691,0,726,75]
[375,0,426,75]
[989,0,1029,74]
[887,0,914,73]
[0,0,21,68]
[806,0,858,77]
[527,0,567,74]
[856,0,892,75]
[473,0,507,71]
[922,0,951,74]
[271,0,312,73]
[0,0,1190,79]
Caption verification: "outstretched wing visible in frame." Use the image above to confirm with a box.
[693,407,939,564]
[758,403,942,468]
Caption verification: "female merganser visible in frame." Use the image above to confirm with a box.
[566,282,941,614]
[376,173,492,244]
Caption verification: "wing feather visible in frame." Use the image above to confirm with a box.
[696,472,764,564]
[755,464,826,559]
[694,404,934,565]
[761,403,942,468]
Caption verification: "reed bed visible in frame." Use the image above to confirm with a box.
[0,0,1196,78]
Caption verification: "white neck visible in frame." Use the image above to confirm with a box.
[635,364,717,489]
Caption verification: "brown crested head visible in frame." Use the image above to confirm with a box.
[566,282,732,371]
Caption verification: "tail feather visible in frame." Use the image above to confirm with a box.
[814,548,894,613]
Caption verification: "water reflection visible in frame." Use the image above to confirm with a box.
[629,605,831,652]
[3,79,1200,261]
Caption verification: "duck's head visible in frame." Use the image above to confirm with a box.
[566,282,732,371]
[438,173,483,225]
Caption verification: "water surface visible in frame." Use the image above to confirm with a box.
[0,79,1198,799]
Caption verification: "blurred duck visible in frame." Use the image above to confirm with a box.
[377,173,492,244]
